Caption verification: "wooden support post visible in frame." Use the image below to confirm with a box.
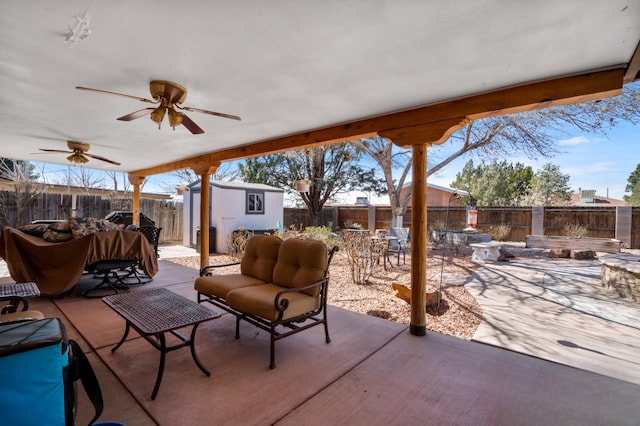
[192,164,219,271]
[410,144,428,336]
[128,175,146,226]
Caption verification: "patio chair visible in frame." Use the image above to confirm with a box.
[136,226,162,258]
[0,294,44,322]
[385,227,409,268]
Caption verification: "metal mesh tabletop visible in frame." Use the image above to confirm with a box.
[103,288,220,334]
[0,282,40,298]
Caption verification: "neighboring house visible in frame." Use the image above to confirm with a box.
[183,180,284,253]
[399,182,468,207]
[570,189,626,206]
[0,179,170,200]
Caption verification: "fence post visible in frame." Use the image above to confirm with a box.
[615,206,632,247]
[531,206,544,235]
[368,206,376,231]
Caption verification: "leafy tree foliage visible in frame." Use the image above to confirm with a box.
[238,143,386,225]
[623,163,640,205]
[450,160,534,206]
[524,163,572,206]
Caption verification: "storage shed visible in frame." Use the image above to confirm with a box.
[183,180,284,253]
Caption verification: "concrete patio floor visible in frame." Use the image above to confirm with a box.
[1,252,639,425]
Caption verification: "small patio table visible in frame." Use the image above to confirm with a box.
[103,288,220,400]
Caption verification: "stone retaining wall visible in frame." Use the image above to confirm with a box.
[599,253,640,302]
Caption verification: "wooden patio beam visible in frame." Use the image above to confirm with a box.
[623,40,640,83]
[129,67,624,176]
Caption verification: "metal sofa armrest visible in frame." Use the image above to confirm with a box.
[273,277,329,313]
[0,295,31,314]
[200,262,241,276]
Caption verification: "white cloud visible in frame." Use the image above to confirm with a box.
[557,136,590,146]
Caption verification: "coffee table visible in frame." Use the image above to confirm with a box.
[103,288,220,400]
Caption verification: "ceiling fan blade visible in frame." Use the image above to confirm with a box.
[180,113,205,134]
[39,148,72,153]
[85,153,122,166]
[75,86,158,104]
[117,108,155,121]
[180,106,241,121]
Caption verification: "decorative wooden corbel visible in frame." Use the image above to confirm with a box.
[378,117,469,147]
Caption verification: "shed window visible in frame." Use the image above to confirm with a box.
[246,191,264,214]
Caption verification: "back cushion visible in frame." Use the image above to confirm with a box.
[240,234,282,282]
[273,238,328,296]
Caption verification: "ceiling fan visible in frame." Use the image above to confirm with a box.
[38,141,121,166]
[75,80,241,135]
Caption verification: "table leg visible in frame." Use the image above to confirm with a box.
[189,323,210,376]
[151,333,167,400]
[111,322,131,353]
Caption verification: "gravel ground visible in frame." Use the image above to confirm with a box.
[165,243,485,340]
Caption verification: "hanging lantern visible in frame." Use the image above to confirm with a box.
[295,180,310,193]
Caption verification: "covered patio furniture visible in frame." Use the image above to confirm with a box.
[0,227,158,297]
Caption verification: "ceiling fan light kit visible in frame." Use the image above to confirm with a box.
[38,141,121,166]
[76,80,240,135]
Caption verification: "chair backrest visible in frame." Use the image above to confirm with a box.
[240,234,282,282]
[388,227,409,249]
[137,226,162,257]
[273,238,329,296]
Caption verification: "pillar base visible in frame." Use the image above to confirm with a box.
[410,324,427,336]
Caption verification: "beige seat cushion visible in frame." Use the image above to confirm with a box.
[195,274,265,299]
[240,234,282,282]
[227,284,320,322]
[0,310,45,322]
[273,238,328,296]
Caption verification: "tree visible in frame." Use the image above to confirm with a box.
[429,82,640,177]
[352,136,412,217]
[52,166,105,193]
[525,163,571,206]
[623,163,640,205]
[450,160,534,206]
[238,144,386,225]
[167,162,239,189]
[0,159,43,226]
[355,83,640,212]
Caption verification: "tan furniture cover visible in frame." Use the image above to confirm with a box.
[0,227,158,297]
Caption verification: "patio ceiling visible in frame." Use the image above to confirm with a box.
[1,1,639,177]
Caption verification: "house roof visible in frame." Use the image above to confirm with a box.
[188,180,283,193]
[1,1,638,176]
[570,193,627,206]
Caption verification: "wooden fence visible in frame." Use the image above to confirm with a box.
[2,191,639,248]
[284,205,640,248]
[0,191,184,242]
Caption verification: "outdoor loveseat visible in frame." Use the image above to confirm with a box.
[195,234,338,368]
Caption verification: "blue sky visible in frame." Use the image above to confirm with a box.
[426,122,639,201]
